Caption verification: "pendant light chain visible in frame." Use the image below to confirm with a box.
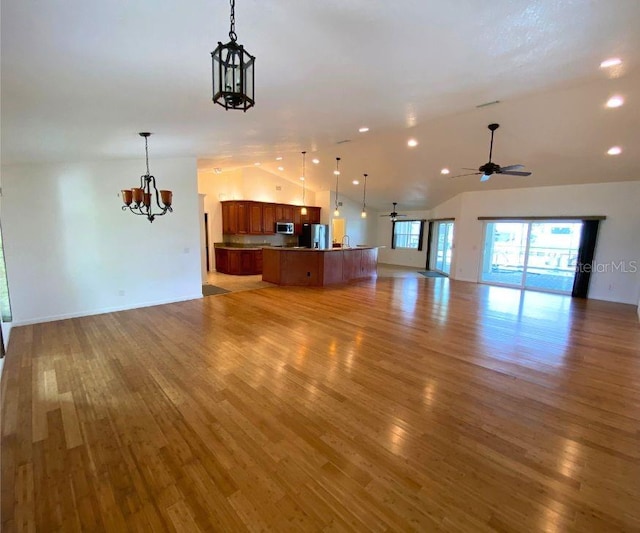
[335,157,340,212]
[301,151,306,205]
[144,135,150,176]
[229,0,237,41]
[362,173,367,209]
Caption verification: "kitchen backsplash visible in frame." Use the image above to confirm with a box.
[222,234,298,246]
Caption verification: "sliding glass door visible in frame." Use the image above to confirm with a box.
[481,221,582,294]
[433,221,454,275]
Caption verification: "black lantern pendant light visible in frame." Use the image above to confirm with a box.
[361,173,368,218]
[211,0,255,111]
[121,133,173,223]
[333,157,341,217]
[300,151,307,216]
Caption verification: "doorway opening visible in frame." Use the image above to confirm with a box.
[331,218,345,246]
[431,221,454,275]
[204,213,210,272]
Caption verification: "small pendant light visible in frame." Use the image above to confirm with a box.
[333,157,341,217]
[361,173,368,218]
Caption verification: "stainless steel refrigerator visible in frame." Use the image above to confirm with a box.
[300,224,329,249]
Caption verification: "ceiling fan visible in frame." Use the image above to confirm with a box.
[380,202,407,221]
[450,123,532,182]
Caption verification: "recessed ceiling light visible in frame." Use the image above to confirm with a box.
[275,156,283,161]
[407,138,418,148]
[606,95,624,108]
[299,176,305,181]
[312,158,320,164]
[607,146,622,155]
[333,170,341,175]
[352,180,360,185]
[440,168,450,175]
[600,57,622,69]
[214,168,222,174]
[277,166,284,171]
[358,127,369,133]
[254,162,261,166]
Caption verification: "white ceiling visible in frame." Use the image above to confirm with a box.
[2,0,639,210]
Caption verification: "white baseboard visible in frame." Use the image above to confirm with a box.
[12,293,204,327]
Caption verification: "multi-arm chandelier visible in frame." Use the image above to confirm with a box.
[211,0,255,111]
[121,133,173,223]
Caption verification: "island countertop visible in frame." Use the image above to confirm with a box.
[262,246,378,286]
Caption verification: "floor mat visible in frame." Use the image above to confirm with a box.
[202,284,231,296]
[417,271,447,278]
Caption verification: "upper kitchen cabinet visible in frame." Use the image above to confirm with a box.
[222,201,320,235]
[236,202,250,234]
[301,207,321,224]
[263,203,276,234]
[248,202,263,234]
[276,204,295,222]
[222,201,238,234]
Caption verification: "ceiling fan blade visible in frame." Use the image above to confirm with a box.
[500,170,532,176]
[500,164,524,171]
[396,214,407,217]
[449,172,481,179]
[480,174,491,182]
[462,167,479,171]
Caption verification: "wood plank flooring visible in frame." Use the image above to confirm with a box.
[2,276,640,532]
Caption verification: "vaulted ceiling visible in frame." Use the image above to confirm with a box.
[2,0,639,209]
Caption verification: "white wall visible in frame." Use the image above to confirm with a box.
[2,157,202,325]
[374,181,640,305]
[316,190,376,247]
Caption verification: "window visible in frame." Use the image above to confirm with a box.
[480,221,583,294]
[392,220,425,250]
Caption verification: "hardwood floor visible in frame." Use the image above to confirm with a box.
[2,277,640,531]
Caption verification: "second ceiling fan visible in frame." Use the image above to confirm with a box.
[380,202,407,222]
[450,123,532,182]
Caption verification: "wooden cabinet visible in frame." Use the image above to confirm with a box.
[262,247,378,286]
[222,201,319,235]
[222,202,238,234]
[300,206,321,225]
[248,203,263,234]
[215,247,262,275]
[275,204,294,222]
[263,203,276,234]
[293,207,303,235]
[236,202,249,234]
[308,207,321,224]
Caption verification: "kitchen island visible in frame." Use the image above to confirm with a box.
[262,246,378,286]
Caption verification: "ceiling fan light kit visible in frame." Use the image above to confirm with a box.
[450,123,532,181]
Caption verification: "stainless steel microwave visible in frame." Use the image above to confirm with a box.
[275,222,294,234]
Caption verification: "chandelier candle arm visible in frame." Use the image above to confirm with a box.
[121,132,173,223]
